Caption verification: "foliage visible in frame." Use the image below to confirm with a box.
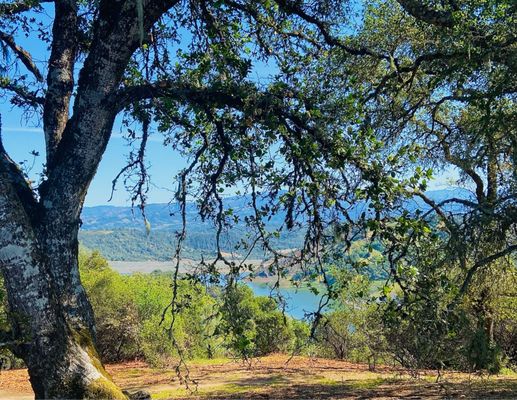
[1,247,515,374]
[315,252,517,373]
[298,0,517,374]
[79,251,143,362]
[218,284,309,358]
[380,254,517,373]
[78,250,307,365]
[79,250,215,363]
[315,270,388,369]
[0,273,14,369]
[0,0,515,385]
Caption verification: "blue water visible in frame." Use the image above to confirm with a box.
[247,282,326,320]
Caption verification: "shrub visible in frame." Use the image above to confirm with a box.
[218,284,309,358]
[78,250,307,364]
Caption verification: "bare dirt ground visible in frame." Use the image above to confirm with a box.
[1,354,516,399]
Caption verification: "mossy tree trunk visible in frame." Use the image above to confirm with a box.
[0,1,178,398]
[0,170,126,399]
[0,112,129,393]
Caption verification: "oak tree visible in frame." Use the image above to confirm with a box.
[0,0,373,397]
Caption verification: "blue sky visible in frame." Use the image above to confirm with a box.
[1,116,186,206]
[1,3,458,207]
[1,3,279,206]
[1,112,458,207]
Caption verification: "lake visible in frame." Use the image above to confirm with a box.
[247,282,327,320]
[109,260,326,320]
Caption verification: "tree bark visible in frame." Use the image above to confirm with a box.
[0,9,131,395]
[0,169,126,398]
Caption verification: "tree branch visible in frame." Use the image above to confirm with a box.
[456,244,517,301]
[413,191,458,233]
[113,80,247,112]
[272,0,388,59]
[0,0,52,15]
[0,78,45,106]
[431,121,486,203]
[0,30,43,81]
[42,0,78,166]
[40,0,182,211]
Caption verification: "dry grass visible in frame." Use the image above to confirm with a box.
[1,354,516,399]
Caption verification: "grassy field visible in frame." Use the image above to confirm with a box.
[1,355,517,399]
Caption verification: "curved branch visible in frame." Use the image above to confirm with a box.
[273,0,388,59]
[0,79,45,106]
[455,244,517,301]
[429,120,486,203]
[413,191,458,233]
[0,30,43,81]
[113,81,246,112]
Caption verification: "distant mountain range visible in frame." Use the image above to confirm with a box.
[79,188,472,261]
[80,194,286,230]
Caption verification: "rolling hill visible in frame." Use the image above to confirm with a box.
[79,188,472,261]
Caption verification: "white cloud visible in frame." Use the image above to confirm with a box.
[3,127,44,133]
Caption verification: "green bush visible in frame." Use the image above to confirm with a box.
[78,250,307,365]
[80,251,222,364]
[315,273,389,369]
[217,284,309,358]
[2,248,511,373]
[80,251,142,362]
[380,261,517,374]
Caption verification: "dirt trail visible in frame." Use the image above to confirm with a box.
[1,355,516,399]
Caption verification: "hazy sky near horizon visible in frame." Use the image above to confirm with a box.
[2,117,459,207]
[1,118,186,206]
[1,3,459,207]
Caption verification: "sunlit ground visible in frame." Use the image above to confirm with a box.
[1,354,517,399]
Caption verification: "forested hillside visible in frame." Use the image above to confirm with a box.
[79,228,305,261]
[79,189,470,261]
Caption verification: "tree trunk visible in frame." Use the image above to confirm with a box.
[0,173,126,399]
[0,37,141,398]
